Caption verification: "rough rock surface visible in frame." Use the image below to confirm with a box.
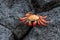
[0,25,14,40]
[0,0,32,39]
[24,7,60,40]
[0,0,60,40]
[30,0,60,13]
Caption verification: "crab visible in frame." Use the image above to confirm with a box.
[19,12,49,27]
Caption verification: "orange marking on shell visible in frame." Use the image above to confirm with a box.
[28,15,39,21]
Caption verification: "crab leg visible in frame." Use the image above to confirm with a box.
[39,16,47,19]
[43,16,47,19]
[19,17,27,21]
[40,18,49,23]
[39,16,49,23]
[39,19,47,26]
[24,22,27,25]
[25,12,31,17]
[28,21,32,26]
[42,16,47,19]
[38,20,41,26]
[33,21,36,27]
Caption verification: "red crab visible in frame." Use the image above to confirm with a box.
[20,12,49,27]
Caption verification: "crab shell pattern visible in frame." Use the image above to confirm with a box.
[20,12,49,27]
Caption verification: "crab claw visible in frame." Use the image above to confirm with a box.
[33,21,36,27]
[28,21,32,27]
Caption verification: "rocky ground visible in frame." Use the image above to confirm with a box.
[0,0,60,40]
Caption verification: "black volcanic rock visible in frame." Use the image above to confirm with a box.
[0,0,32,39]
[0,0,60,40]
[0,25,14,40]
[24,7,60,40]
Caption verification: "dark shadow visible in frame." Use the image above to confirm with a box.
[30,0,60,13]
